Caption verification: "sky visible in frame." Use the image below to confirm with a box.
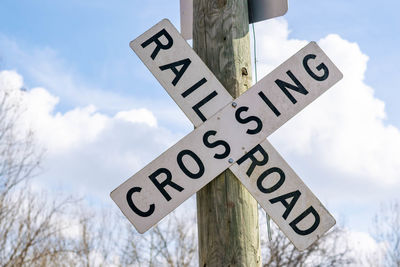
[1,0,400,263]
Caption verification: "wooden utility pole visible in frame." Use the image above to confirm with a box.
[194,1,261,266]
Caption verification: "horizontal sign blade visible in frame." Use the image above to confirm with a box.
[130,19,233,127]
[111,41,342,234]
[230,139,335,250]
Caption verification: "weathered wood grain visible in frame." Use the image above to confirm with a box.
[194,1,261,266]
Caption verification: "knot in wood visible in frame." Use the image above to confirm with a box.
[241,67,248,76]
[216,0,227,8]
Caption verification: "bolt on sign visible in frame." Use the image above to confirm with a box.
[111,19,343,251]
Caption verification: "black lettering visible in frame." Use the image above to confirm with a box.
[159,58,191,86]
[235,106,263,135]
[126,187,155,217]
[192,91,218,122]
[237,144,268,177]
[182,78,207,98]
[203,130,230,159]
[258,91,281,117]
[149,168,184,201]
[269,190,301,220]
[257,167,285,193]
[303,54,329,81]
[141,28,173,60]
[177,150,205,179]
[275,71,308,104]
[289,206,321,235]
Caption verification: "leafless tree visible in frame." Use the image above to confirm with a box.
[62,207,124,267]
[0,79,128,267]
[0,86,77,266]
[119,211,197,267]
[0,83,41,209]
[260,212,355,267]
[0,191,81,267]
[117,208,354,267]
[372,200,400,267]
[0,83,359,267]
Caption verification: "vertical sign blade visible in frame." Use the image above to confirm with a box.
[130,19,233,128]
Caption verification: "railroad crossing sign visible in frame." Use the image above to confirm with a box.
[111,19,342,250]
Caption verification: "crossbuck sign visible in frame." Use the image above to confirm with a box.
[111,19,343,251]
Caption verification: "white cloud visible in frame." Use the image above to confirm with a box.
[2,16,399,251]
[22,88,109,153]
[248,18,400,236]
[0,34,191,132]
[345,230,386,267]
[0,70,183,201]
[0,70,24,92]
[254,19,308,76]
[253,19,400,187]
[116,108,157,127]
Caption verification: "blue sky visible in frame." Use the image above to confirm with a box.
[286,1,400,126]
[1,0,399,258]
[2,0,399,125]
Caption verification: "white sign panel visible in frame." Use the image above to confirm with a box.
[130,19,233,128]
[230,139,335,250]
[111,40,342,234]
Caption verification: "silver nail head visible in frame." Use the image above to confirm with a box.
[228,158,234,163]
[232,102,237,108]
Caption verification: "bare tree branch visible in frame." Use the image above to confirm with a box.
[373,199,400,267]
